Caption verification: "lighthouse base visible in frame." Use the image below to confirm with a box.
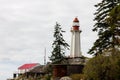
[52,64,84,80]
[52,57,86,79]
[68,57,86,65]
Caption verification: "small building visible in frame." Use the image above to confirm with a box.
[13,63,45,79]
[18,63,40,73]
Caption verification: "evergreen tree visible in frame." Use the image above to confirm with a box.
[50,22,69,63]
[106,5,120,48]
[88,0,120,55]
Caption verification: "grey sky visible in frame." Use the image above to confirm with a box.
[0,0,101,79]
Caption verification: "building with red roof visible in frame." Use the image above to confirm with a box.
[12,63,45,79]
[18,63,38,70]
[18,63,40,73]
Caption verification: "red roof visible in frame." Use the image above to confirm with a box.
[73,17,79,22]
[18,63,39,70]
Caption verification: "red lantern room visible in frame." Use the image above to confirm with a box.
[72,17,80,30]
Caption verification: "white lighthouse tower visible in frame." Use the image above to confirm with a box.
[70,17,82,58]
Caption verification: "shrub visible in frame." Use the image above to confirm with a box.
[70,74,84,80]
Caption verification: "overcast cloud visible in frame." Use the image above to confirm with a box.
[0,0,101,79]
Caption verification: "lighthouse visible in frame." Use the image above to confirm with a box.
[70,17,82,58]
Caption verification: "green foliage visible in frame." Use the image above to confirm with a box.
[84,55,110,80]
[88,0,120,55]
[50,22,69,63]
[84,50,120,80]
[106,5,120,48]
[44,74,52,80]
[70,74,84,80]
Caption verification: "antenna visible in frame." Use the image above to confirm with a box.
[44,48,46,65]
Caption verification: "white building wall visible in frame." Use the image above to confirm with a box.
[70,30,82,57]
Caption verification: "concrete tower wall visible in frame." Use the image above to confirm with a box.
[70,18,82,58]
